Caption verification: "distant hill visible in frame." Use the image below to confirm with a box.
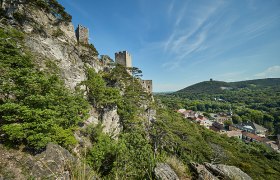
[176,78,280,95]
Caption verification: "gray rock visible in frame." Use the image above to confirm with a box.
[29,143,78,179]
[21,5,104,91]
[191,162,218,180]
[204,163,252,180]
[154,163,179,180]
[191,162,252,180]
[101,106,122,138]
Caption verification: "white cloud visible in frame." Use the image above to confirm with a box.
[162,1,225,69]
[254,65,280,78]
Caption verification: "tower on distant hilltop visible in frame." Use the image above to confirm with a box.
[75,24,89,44]
[115,51,132,68]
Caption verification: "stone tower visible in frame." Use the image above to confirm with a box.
[141,80,153,94]
[75,24,89,44]
[115,51,132,68]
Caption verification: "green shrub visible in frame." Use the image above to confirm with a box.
[81,67,121,108]
[52,28,64,37]
[0,28,89,152]
[29,0,72,23]
[13,11,27,24]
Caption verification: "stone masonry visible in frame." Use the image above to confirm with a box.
[115,50,132,68]
[141,80,153,94]
[75,24,89,44]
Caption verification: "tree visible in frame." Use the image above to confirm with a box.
[127,67,143,92]
[232,115,242,124]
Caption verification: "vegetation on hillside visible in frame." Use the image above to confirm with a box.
[150,107,280,179]
[29,0,72,22]
[0,27,89,152]
[177,78,280,95]
[163,79,280,134]
[1,1,280,179]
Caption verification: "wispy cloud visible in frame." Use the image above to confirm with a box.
[167,0,175,17]
[254,65,280,78]
[162,1,225,70]
[238,13,280,40]
[159,1,280,71]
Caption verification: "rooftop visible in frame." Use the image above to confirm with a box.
[226,130,242,137]
[242,131,264,142]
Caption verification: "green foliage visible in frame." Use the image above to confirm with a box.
[87,130,118,176]
[154,97,280,179]
[158,78,280,134]
[79,43,99,56]
[52,28,64,37]
[81,67,121,108]
[0,28,89,151]
[29,0,72,23]
[12,11,27,24]
[113,132,155,179]
[86,125,155,179]
[84,65,155,178]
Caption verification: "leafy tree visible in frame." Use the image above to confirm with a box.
[0,28,89,151]
[81,67,121,108]
[232,115,242,124]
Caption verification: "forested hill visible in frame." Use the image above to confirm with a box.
[176,78,280,95]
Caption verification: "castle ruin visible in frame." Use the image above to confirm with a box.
[114,50,153,93]
[75,24,89,44]
[141,80,153,94]
[115,51,132,68]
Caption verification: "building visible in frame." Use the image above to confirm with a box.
[210,113,232,123]
[225,130,242,139]
[242,131,265,143]
[75,24,89,44]
[197,119,213,129]
[182,110,200,119]
[177,109,186,113]
[211,121,225,132]
[277,135,280,149]
[243,122,267,137]
[230,122,267,137]
[265,141,279,151]
[141,80,153,94]
[115,51,132,68]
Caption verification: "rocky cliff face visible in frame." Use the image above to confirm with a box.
[0,143,97,179]
[11,3,124,140]
[16,4,102,90]
[101,106,122,138]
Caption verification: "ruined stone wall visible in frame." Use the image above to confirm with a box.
[115,51,132,67]
[141,80,153,93]
[75,24,88,44]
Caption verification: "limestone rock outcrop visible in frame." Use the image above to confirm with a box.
[154,163,179,180]
[17,4,103,90]
[27,143,78,179]
[191,162,252,180]
[204,163,252,180]
[0,143,97,179]
[101,106,122,138]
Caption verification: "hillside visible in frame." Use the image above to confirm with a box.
[1,1,280,179]
[176,78,280,95]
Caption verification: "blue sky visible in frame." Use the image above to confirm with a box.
[58,0,280,92]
